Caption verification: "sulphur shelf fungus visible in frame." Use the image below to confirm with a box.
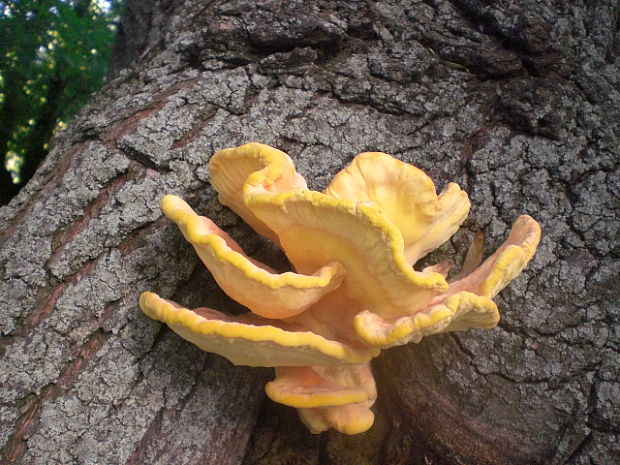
[139,142,541,435]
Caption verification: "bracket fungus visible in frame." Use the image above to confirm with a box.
[140,142,541,435]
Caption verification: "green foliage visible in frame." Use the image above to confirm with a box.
[0,0,122,199]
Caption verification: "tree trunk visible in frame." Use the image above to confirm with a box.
[1,1,618,464]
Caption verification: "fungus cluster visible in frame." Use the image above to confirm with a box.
[140,142,541,435]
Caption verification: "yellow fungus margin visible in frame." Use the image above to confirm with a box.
[139,292,379,367]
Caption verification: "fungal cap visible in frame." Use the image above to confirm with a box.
[299,403,375,435]
[265,364,376,408]
[208,142,307,241]
[161,194,345,319]
[354,291,499,348]
[139,292,379,367]
[325,152,471,265]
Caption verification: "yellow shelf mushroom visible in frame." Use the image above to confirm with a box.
[139,142,541,435]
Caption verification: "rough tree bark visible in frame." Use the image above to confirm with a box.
[1,1,618,464]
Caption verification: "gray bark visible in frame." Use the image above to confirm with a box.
[1,1,618,464]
